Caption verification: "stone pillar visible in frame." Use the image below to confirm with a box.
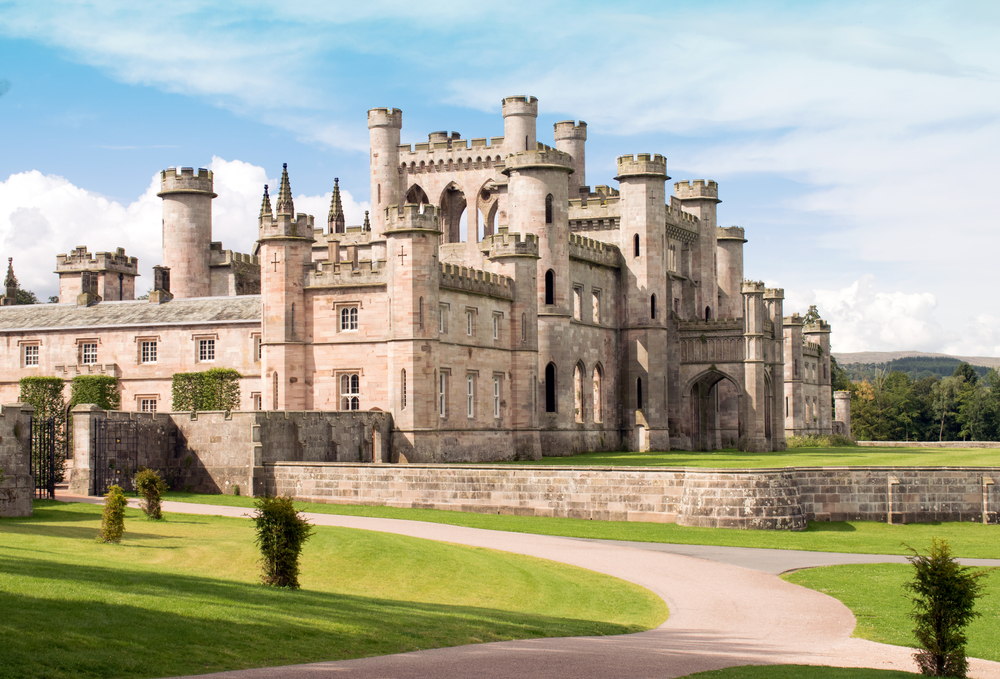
[0,403,35,517]
[834,391,852,439]
[68,404,106,496]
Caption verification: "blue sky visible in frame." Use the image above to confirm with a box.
[1,1,998,355]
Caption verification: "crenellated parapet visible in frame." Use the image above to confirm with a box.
[569,193,621,231]
[55,246,138,275]
[502,147,574,174]
[741,279,766,294]
[675,179,719,202]
[399,137,507,175]
[157,167,216,197]
[259,212,315,240]
[501,95,538,118]
[717,226,747,243]
[439,263,514,300]
[615,153,668,179]
[804,319,831,334]
[569,233,620,268]
[367,107,402,129]
[554,120,587,141]
[383,203,441,233]
[484,228,539,259]
[306,259,388,289]
[209,243,259,267]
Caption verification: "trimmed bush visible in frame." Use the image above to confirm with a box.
[99,485,128,543]
[251,495,314,588]
[787,433,856,449]
[905,538,989,677]
[172,368,241,412]
[69,375,121,411]
[135,468,167,520]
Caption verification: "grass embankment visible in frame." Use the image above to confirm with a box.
[494,448,1000,468]
[683,667,918,678]
[162,492,1000,559]
[0,502,666,679]
[785,564,999,663]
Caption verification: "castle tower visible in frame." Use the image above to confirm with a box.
[834,391,852,439]
[716,227,746,319]
[328,178,346,234]
[55,246,139,303]
[804,317,833,435]
[764,288,786,451]
[741,281,770,452]
[783,313,805,437]
[368,108,403,237]
[502,96,538,153]
[554,121,587,197]
[617,154,670,451]
[258,166,315,410]
[676,180,720,320]
[158,167,216,299]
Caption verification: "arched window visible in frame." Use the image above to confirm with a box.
[634,234,640,257]
[545,194,553,224]
[545,363,557,413]
[650,294,656,320]
[401,369,407,409]
[574,363,584,423]
[637,377,643,410]
[544,269,555,306]
[705,306,712,320]
[341,373,360,411]
[593,365,603,423]
[272,372,278,410]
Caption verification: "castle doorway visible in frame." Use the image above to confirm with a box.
[687,370,742,452]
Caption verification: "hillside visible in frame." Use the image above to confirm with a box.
[833,351,1000,369]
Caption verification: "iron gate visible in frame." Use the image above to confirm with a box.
[95,419,139,496]
[31,416,57,500]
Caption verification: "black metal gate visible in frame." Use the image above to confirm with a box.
[31,416,57,500]
[95,419,139,496]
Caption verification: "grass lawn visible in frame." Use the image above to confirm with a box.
[162,492,1000,559]
[784,564,999,663]
[0,502,666,679]
[682,666,918,678]
[492,448,1000,468]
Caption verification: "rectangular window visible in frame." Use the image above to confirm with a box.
[81,342,98,365]
[439,304,448,334]
[139,398,157,413]
[340,306,359,331]
[253,334,262,362]
[439,371,447,418]
[592,290,601,325]
[198,338,215,362]
[493,375,501,418]
[252,393,262,410]
[467,374,475,418]
[492,313,500,340]
[140,340,157,364]
[573,286,582,321]
[466,310,474,336]
[23,344,39,367]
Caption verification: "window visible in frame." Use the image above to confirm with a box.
[493,375,501,418]
[705,306,711,320]
[785,396,789,418]
[592,290,601,324]
[401,369,407,409]
[593,365,603,423]
[545,194,553,224]
[439,371,448,418]
[419,297,424,329]
[545,363,557,413]
[521,313,526,342]
[253,393,262,410]
[544,269,555,306]
[273,372,278,410]
[492,313,500,340]
[340,373,360,411]
[634,234,640,257]
[340,306,358,331]
[574,364,584,423]
[573,286,582,320]
[252,334,261,362]
[637,377,643,410]
[439,304,448,334]
[139,398,157,413]
[81,342,97,365]
[466,309,474,336]
[140,340,157,364]
[23,344,39,367]
[467,374,475,418]
[650,294,656,320]
[198,339,215,362]
[794,359,799,377]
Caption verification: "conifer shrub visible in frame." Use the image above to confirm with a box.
[905,538,990,677]
[99,485,128,543]
[251,495,314,588]
[135,468,167,520]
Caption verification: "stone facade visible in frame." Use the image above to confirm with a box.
[0,402,33,517]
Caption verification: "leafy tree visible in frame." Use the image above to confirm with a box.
[252,496,314,588]
[905,539,989,677]
[47,295,59,303]
[952,362,979,386]
[931,376,964,443]
[15,288,38,305]
[957,378,988,441]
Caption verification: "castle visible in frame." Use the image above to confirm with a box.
[0,96,838,461]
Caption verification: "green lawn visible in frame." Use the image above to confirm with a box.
[682,666,918,678]
[493,448,1000,468]
[784,564,999,662]
[162,492,1000,559]
[0,502,666,679]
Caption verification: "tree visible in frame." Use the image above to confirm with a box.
[15,289,38,305]
[905,539,989,677]
[135,468,167,520]
[931,376,964,443]
[957,379,988,441]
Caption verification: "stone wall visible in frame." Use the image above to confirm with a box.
[0,403,33,517]
[857,441,1000,448]
[263,463,1000,529]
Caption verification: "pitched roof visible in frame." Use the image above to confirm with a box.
[0,296,261,332]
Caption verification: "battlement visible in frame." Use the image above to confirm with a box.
[568,196,621,231]
[209,242,260,267]
[763,287,784,300]
[439,263,514,300]
[307,258,388,289]
[554,120,587,141]
[384,203,441,233]
[502,147,574,174]
[55,246,138,274]
[368,107,402,129]
[665,204,700,230]
[802,341,821,356]
[716,226,746,242]
[259,212,316,240]
[783,313,805,327]
[675,179,719,201]
[741,280,766,294]
[501,95,538,117]
[569,233,620,268]
[679,318,745,334]
[485,228,539,259]
[157,167,216,197]
[400,142,506,174]
[804,320,831,333]
[615,153,668,179]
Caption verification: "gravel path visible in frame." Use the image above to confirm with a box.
[56,494,1000,678]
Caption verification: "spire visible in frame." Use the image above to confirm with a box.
[259,184,273,220]
[4,257,17,300]
[328,177,345,234]
[363,210,371,232]
[275,163,294,215]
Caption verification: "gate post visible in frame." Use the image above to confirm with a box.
[0,403,34,518]
[68,404,105,496]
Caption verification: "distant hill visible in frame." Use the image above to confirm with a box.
[834,351,1000,368]
[833,352,998,382]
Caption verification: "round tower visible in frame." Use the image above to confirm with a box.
[715,226,746,319]
[834,391,852,439]
[554,121,587,197]
[502,96,538,153]
[368,107,403,237]
[158,167,216,299]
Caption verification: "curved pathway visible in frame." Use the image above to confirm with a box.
[57,494,1000,678]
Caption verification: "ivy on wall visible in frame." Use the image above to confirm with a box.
[69,376,122,411]
[172,368,241,412]
[18,376,69,475]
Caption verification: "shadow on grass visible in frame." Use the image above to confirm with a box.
[0,553,642,679]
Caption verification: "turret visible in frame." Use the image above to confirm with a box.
[158,167,216,299]
[676,179,720,320]
[3,257,17,305]
[764,287,786,451]
[715,226,746,319]
[834,391,852,439]
[328,178,345,234]
[554,121,587,196]
[502,96,538,153]
[783,313,805,437]
[804,313,833,435]
[368,107,403,236]
[741,281,770,452]
[55,246,139,303]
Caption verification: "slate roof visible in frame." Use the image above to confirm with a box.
[0,296,261,332]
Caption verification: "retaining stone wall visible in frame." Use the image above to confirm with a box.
[0,403,33,517]
[857,441,1000,448]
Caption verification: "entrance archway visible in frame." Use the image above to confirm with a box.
[686,370,743,452]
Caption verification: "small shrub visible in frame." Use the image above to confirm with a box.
[905,538,990,677]
[787,433,856,449]
[251,495,314,588]
[135,468,167,520]
[99,485,128,543]
[233,484,241,496]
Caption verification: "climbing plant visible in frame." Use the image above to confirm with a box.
[172,368,241,412]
